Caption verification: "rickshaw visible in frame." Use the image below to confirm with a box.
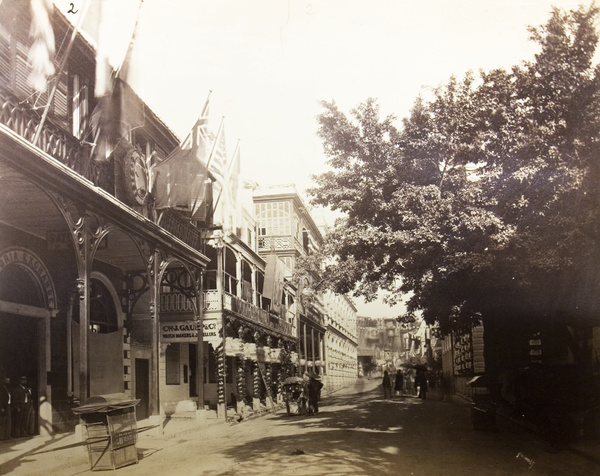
[282,376,307,415]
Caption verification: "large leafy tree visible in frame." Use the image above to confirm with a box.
[307,5,600,336]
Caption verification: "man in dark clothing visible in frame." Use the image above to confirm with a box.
[382,370,392,399]
[394,371,404,397]
[0,377,11,440]
[11,376,32,438]
[306,374,323,415]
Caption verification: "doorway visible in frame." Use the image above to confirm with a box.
[134,359,150,421]
[0,313,39,436]
[189,344,198,398]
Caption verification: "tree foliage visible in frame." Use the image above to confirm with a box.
[306,5,600,334]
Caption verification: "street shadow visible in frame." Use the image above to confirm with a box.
[196,385,594,476]
[0,433,76,475]
[198,387,479,476]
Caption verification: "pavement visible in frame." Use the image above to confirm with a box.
[1,378,599,474]
[0,379,380,474]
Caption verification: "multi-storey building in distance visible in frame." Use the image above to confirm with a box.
[253,185,358,391]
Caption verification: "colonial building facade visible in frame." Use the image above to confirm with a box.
[0,2,213,435]
[0,3,361,440]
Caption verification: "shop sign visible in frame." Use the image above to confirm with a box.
[47,231,70,250]
[161,318,221,345]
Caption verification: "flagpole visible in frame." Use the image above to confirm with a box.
[32,0,91,147]
[226,140,240,175]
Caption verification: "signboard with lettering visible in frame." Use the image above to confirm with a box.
[47,231,71,250]
[160,318,221,345]
[0,247,57,308]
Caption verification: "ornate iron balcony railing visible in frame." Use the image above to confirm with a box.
[0,87,113,190]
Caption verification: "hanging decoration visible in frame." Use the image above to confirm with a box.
[216,343,225,406]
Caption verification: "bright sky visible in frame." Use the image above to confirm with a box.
[56,0,588,317]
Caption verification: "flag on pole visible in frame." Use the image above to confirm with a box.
[153,99,211,214]
[206,119,228,226]
[94,0,112,98]
[90,0,145,162]
[207,119,227,186]
[28,0,55,93]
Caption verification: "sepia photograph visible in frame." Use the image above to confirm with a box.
[0,0,599,474]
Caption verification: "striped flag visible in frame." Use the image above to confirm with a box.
[207,121,227,185]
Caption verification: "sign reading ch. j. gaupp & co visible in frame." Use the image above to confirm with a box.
[161,318,221,345]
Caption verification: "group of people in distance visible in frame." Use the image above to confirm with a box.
[0,376,35,440]
[382,368,428,400]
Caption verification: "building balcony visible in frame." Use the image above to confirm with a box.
[0,87,113,191]
[0,88,204,250]
[203,290,294,337]
[257,235,294,251]
[160,291,196,313]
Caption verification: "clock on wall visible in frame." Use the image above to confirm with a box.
[123,147,148,206]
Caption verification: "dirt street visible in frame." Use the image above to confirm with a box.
[1,379,597,475]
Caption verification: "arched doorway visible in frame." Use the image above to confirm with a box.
[0,264,42,384]
[0,248,57,437]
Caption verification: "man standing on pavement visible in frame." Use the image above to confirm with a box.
[382,370,392,400]
[394,371,404,397]
[306,373,323,415]
[0,377,11,440]
[11,376,32,438]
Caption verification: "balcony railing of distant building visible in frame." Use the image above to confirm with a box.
[0,87,113,190]
[257,235,295,251]
[202,289,293,336]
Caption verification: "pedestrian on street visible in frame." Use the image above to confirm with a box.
[394,371,404,397]
[0,377,11,440]
[11,376,32,437]
[382,370,392,399]
[415,370,428,400]
[306,373,323,415]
